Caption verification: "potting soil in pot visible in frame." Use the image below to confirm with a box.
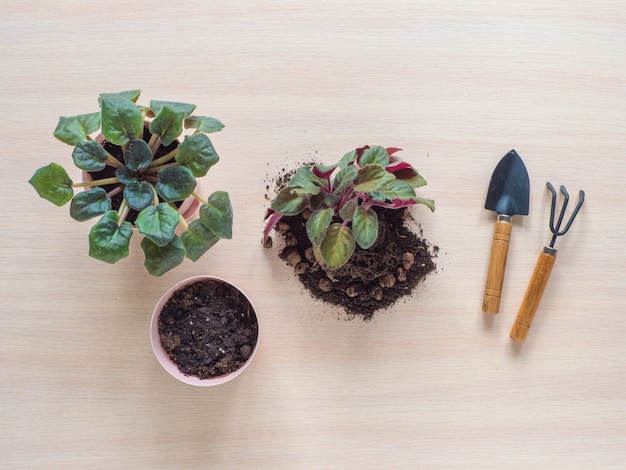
[158,279,258,380]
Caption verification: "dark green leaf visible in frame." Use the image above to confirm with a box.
[352,206,379,249]
[156,166,196,201]
[270,187,307,215]
[150,100,196,117]
[338,149,357,169]
[101,96,143,145]
[29,163,74,206]
[115,166,138,185]
[184,115,225,133]
[135,203,180,246]
[71,140,108,171]
[382,180,417,201]
[359,146,389,168]
[98,90,141,104]
[124,139,153,171]
[306,208,334,245]
[88,210,132,264]
[320,223,355,269]
[354,164,396,193]
[70,188,110,221]
[149,105,185,146]
[141,235,185,277]
[333,165,358,192]
[175,133,219,177]
[199,191,233,239]
[288,166,326,196]
[124,181,154,211]
[181,219,220,262]
[53,112,101,146]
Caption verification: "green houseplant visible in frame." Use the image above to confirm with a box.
[29,90,232,276]
[263,145,436,319]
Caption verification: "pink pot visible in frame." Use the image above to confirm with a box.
[150,276,259,386]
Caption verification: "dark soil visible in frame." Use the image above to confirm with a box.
[272,206,437,320]
[158,279,258,380]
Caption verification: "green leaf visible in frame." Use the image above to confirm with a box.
[413,197,436,212]
[124,181,154,211]
[352,206,379,249]
[338,198,357,221]
[70,188,110,221]
[353,164,396,193]
[320,223,356,269]
[29,163,74,206]
[124,139,153,171]
[184,115,225,133]
[88,210,132,264]
[270,187,307,215]
[98,90,141,104]
[149,105,185,146]
[333,165,358,192]
[53,112,101,146]
[199,191,233,239]
[175,133,219,177]
[338,149,357,169]
[150,100,196,117]
[101,96,143,145]
[382,180,417,201]
[288,166,326,196]
[115,166,138,185]
[392,167,427,188]
[181,219,220,262]
[71,140,109,171]
[359,145,389,168]
[306,208,334,245]
[156,166,196,201]
[135,203,180,246]
[141,235,185,277]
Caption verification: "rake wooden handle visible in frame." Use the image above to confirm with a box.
[482,216,513,313]
[510,247,557,342]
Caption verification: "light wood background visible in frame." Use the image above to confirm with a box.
[2,1,625,468]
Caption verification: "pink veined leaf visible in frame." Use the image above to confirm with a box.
[312,166,335,179]
[372,198,417,209]
[355,145,369,164]
[386,162,413,173]
[262,211,283,243]
[390,198,417,208]
[386,147,402,157]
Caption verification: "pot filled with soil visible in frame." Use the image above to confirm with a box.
[151,275,259,386]
[264,145,437,321]
[29,90,234,277]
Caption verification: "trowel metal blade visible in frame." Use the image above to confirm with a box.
[484,149,530,216]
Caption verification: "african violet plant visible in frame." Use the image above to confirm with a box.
[29,90,232,276]
[263,145,434,269]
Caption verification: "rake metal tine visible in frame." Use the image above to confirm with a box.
[547,182,585,248]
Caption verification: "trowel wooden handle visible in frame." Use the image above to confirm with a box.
[482,216,513,313]
[510,247,557,342]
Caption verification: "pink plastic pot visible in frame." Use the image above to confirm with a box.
[150,275,259,386]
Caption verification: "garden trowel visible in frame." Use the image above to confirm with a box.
[482,149,530,313]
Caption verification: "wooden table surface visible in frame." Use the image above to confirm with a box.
[2,1,625,468]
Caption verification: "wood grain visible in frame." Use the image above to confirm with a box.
[482,217,513,313]
[2,1,626,468]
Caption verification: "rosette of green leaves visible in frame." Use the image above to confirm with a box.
[29,90,230,276]
[270,146,434,269]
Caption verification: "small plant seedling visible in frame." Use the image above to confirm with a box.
[30,90,232,276]
[264,145,434,269]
